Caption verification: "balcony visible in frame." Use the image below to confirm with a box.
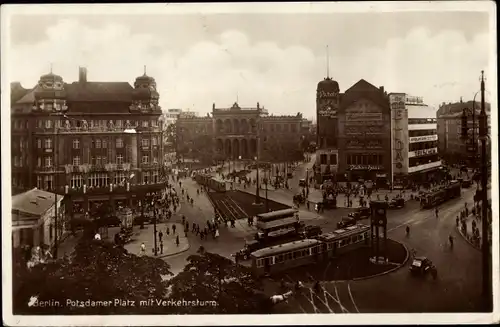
[64,164,91,174]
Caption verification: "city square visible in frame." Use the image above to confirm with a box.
[3,3,497,324]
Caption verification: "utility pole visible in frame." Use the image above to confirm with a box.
[53,118,59,259]
[153,200,158,256]
[479,70,491,311]
[254,109,261,205]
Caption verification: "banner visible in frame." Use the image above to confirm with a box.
[409,134,438,143]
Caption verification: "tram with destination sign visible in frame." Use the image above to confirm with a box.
[250,224,370,276]
[194,174,226,192]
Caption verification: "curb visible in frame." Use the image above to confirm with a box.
[156,242,191,259]
[456,225,481,251]
[330,241,410,283]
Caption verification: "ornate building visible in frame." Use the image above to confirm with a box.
[176,102,304,162]
[11,67,165,224]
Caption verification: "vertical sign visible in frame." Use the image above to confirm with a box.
[390,94,408,186]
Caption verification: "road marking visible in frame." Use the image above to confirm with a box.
[347,282,360,313]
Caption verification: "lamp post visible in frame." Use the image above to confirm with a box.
[152,200,158,256]
[461,91,480,169]
[254,110,262,205]
[478,70,491,310]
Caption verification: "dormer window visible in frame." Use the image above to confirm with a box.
[45,82,53,88]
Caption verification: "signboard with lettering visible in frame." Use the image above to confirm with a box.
[317,90,339,99]
[409,147,437,158]
[389,94,406,110]
[409,134,438,143]
[317,99,339,118]
[405,95,424,104]
[346,112,383,121]
[348,165,384,170]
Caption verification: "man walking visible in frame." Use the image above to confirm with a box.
[176,235,180,247]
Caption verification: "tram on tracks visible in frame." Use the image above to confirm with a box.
[194,173,227,192]
[250,224,371,276]
[420,180,461,209]
[255,208,299,223]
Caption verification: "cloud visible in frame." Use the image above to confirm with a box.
[9,18,491,118]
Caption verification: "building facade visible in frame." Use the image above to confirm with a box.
[389,93,441,187]
[11,67,166,224]
[164,108,183,126]
[437,100,491,167]
[176,102,304,163]
[338,80,391,186]
[12,188,65,249]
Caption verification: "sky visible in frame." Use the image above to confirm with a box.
[5,3,494,119]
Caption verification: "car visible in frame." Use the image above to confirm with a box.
[409,256,434,275]
[133,215,151,226]
[299,179,306,187]
[302,225,322,238]
[337,217,356,229]
[348,207,371,220]
[96,215,122,227]
[388,198,405,209]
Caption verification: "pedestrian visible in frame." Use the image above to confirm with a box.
[192,223,196,232]
[172,224,177,234]
[215,229,219,239]
[139,242,146,256]
[160,241,164,254]
[159,231,163,242]
[184,229,188,237]
[231,219,235,228]
[186,221,189,231]
[166,226,170,235]
[176,235,180,247]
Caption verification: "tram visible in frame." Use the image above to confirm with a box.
[420,180,461,209]
[250,224,371,276]
[194,174,227,192]
[255,208,299,223]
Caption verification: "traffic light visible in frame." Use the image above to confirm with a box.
[461,109,468,139]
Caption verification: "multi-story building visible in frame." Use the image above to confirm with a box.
[437,100,491,167]
[176,102,304,163]
[389,93,441,187]
[163,108,183,126]
[11,67,166,224]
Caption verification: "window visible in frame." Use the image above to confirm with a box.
[116,120,122,128]
[70,175,83,188]
[44,156,52,167]
[37,176,43,189]
[44,138,52,149]
[14,156,19,167]
[95,139,101,148]
[142,120,149,128]
[116,154,124,164]
[320,154,327,165]
[37,138,42,149]
[72,156,81,166]
[116,138,123,148]
[37,157,42,167]
[142,155,149,164]
[151,120,158,127]
[73,139,80,149]
[291,124,297,133]
[151,137,157,146]
[45,120,52,129]
[141,138,150,147]
[37,120,43,128]
[153,157,158,164]
[152,170,159,183]
[102,139,107,148]
[44,175,53,191]
[88,173,110,188]
[329,154,337,165]
[142,171,150,184]
[115,172,126,185]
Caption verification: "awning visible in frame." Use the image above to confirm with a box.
[409,166,441,175]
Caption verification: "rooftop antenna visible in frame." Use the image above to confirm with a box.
[236,91,239,104]
[143,65,147,76]
[460,96,463,103]
[50,63,53,74]
[326,45,330,79]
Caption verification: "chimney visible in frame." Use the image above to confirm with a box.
[257,102,260,109]
[379,86,384,93]
[212,103,215,110]
[79,67,87,83]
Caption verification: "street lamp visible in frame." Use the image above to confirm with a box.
[460,92,480,169]
[478,70,491,310]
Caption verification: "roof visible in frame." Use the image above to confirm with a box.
[407,104,437,119]
[317,77,340,92]
[12,188,64,217]
[341,79,389,109]
[251,239,321,258]
[317,224,370,242]
[65,82,134,102]
[257,208,298,220]
[11,82,31,103]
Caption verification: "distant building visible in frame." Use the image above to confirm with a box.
[164,108,183,125]
[389,93,440,187]
[436,100,491,166]
[12,188,65,249]
[176,102,304,162]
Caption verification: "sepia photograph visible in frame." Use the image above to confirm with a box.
[1,2,498,326]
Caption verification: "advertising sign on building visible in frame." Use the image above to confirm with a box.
[410,147,437,158]
[348,165,384,171]
[389,94,409,183]
[409,134,438,143]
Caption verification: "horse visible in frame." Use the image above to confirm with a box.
[270,290,293,305]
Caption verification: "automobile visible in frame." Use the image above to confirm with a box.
[234,240,261,260]
[299,179,306,187]
[302,225,322,238]
[96,215,122,227]
[133,215,151,226]
[409,256,434,276]
[388,198,405,209]
[337,217,356,229]
[348,207,371,220]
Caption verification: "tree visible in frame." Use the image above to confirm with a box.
[13,240,173,314]
[166,247,272,314]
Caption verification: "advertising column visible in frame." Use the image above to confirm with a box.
[389,94,408,188]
